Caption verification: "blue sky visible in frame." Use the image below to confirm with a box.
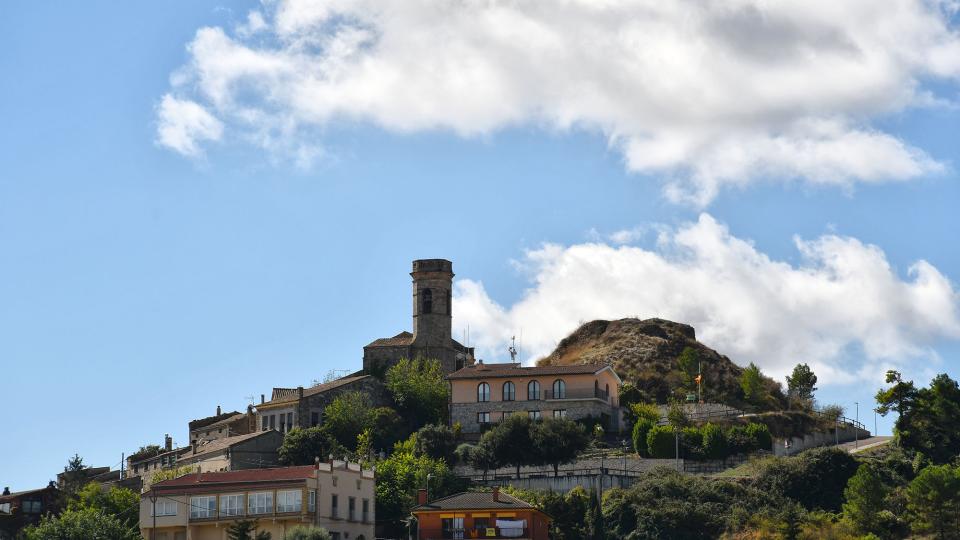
[1,2,958,489]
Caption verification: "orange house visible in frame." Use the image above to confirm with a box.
[412,488,551,540]
[447,362,622,435]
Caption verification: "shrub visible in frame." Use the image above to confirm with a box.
[726,425,753,455]
[647,426,676,459]
[632,419,655,457]
[285,525,331,540]
[680,427,704,460]
[701,423,727,460]
[746,423,772,451]
[413,424,458,463]
[752,447,859,511]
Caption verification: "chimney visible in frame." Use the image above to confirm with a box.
[297,386,304,399]
[2,487,9,496]
[417,489,428,506]
[260,394,265,404]
[493,487,500,502]
[216,405,221,416]
[164,434,173,452]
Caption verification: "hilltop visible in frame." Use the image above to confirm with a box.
[537,318,786,410]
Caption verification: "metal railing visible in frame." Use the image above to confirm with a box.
[418,528,528,539]
[542,388,609,401]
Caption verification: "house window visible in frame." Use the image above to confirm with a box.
[477,382,490,402]
[152,500,177,516]
[362,499,370,523]
[553,409,567,419]
[333,476,338,487]
[477,412,491,424]
[189,496,216,519]
[279,416,286,433]
[311,412,320,427]
[502,381,515,401]
[309,490,316,512]
[422,289,432,314]
[348,497,356,521]
[248,492,273,515]
[552,379,566,399]
[356,479,361,490]
[219,494,244,517]
[0,503,11,515]
[331,494,339,518]
[277,490,301,513]
[262,416,269,431]
[528,380,540,400]
[22,500,42,514]
[287,412,294,429]
[269,415,276,430]
[528,410,541,420]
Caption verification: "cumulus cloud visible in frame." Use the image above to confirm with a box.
[452,215,960,384]
[157,0,959,202]
[155,95,223,157]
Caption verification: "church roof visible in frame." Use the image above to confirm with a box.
[365,331,414,348]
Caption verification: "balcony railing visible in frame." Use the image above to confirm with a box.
[419,528,529,540]
[542,388,609,401]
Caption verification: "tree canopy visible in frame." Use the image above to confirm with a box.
[23,508,139,540]
[786,363,818,402]
[890,373,960,464]
[386,357,450,427]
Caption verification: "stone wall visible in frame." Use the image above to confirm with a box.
[773,425,871,456]
[295,376,391,431]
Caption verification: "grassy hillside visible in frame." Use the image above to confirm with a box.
[536,318,786,411]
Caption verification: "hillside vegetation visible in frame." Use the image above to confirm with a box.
[537,318,786,410]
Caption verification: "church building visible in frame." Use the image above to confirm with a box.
[363,259,475,375]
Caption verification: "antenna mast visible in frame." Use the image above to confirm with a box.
[508,336,518,363]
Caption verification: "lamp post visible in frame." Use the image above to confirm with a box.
[855,402,859,450]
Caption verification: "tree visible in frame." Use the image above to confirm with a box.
[531,418,589,477]
[278,427,342,466]
[646,425,676,459]
[906,464,960,540]
[466,443,498,481]
[284,525,332,540]
[478,414,534,479]
[375,449,461,531]
[677,346,699,387]
[386,357,450,427]
[413,424,458,463]
[60,454,87,499]
[227,519,271,540]
[875,370,917,418]
[632,418,656,457]
[701,423,727,460]
[322,391,375,448]
[740,363,765,407]
[68,482,140,529]
[786,363,818,401]
[843,463,889,537]
[367,407,406,450]
[23,508,139,540]
[895,374,960,464]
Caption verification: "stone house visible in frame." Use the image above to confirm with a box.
[0,483,61,539]
[188,405,257,447]
[363,259,475,375]
[140,462,375,540]
[447,362,623,435]
[254,375,390,434]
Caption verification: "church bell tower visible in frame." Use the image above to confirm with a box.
[411,259,453,348]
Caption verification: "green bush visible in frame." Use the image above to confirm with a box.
[726,425,753,455]
[632,419,655,457]
[746,423,773,451]
[752,447,859,511]
[285,525,331,540]
[680,427,704,460]
[701,423,727,460]
[647,426,676,458]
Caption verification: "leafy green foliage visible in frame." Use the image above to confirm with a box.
[701,423,727,460]
[477,414,534,478]
[412,424,458,463]
[374,448,462,531]
[906,464,960,539]
[786,363,818,401]
[895,373,960,464]
[284,525,332,540]
[752,447,859,512]
[843,463,889,538]
[322,391,375,448]
[647,425,676,458]
[386,357,450,427]
[632,418,655,457]
[68,482,140,529]
[278,427,343,466]
[23,508,139,540]
[226,519,271,540]
[677,346,699,387]
[745,423,772,451]
[127,444,162,464]
[875,370,917,418]
[367,407,406,450]
[532,417,590,476]
[59,454,88,499]
[740,362,766,407]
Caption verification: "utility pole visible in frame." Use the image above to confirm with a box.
[149,492,157,540]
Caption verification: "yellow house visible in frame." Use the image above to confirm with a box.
[446,362,623,434]
[140,463,374,540]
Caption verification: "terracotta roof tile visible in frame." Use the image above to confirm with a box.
[365,331,414,348]
[446,362,611,380]
[189,431,278,460]
[259,375,370,408]
[150,465,317,490]
[413,491,535,511]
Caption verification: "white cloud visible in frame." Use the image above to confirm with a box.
[155,95,223,157]
[452,215,960,384]
[158,0,959,202]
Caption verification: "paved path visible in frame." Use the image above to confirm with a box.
[836,436,893,454]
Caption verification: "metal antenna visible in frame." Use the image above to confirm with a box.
[508,336,518,362]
